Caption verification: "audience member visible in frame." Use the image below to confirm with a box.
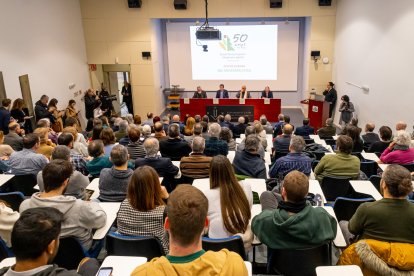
[0,207,100,276]
[294,118,315,138]
[273,123,293,154]
[0,99,11,134]
[4,122,24,151]
[349,118,362,134]
[127,126,146,160]
[100,127,116,156]
[63,126,88,157]
[380,131,414,164]
[184,123,202,144]
[368,125,392,153]
[171,115,184,133]
[154,121,167,141]
[233,136,267,179]
[37,118,58,145]
[20,160,106,250]
[115,120,128,141]
[362,122,380,147]
[142,112,154,126]
[141,125,152,142]
[86,140,113,177]
[117,166,169,253]
[0,201,19,247]
[219,127,236,151]
[314,135,360,182]
[180,137,212,179]
[0,131,13,159]
[98,145,133,202]
[134,114,142,125]
[37,146,89,199]
[217,115,225,127]
[269,136,312,178]
[343,125,364,152]
[58,132,88,175]
[237,125,265,159]
[254,122,268,149]
[8,134,48,176]
[33,127,55,160]
[233,116,247,138]
[396,121,407,131]
[65,117,88,147]
[135,138,179,192]
[260,114,273,134]
[272,114,285,137]
[184,116,196,136]
[90,124,103,141]
[204,123,229,157]
[159,124,191,161]
[253,171,336,249]
[161,116,170,133]
[201,121,210,139]
[205,155,253,249]
[131,184,248,275]
[222,114,235,132]
[317,118,337,137]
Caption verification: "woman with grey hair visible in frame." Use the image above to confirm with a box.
[380,131,414,164]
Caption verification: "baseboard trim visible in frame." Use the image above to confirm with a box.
[281,105,302,109]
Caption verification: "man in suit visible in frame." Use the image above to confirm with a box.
[261,86,273,99]
[294,118,315,138]
[362,123,380,148]
[323,81,337,118]
[236,85,251,99]
[272,114,285,138]
[135,138,180,192]
[159,123,191,161]
[317,118,337,138]
[0,99,11,134]
[121,80,133,114]
[193,86,207,98]
[215,84,229,98]
[273,124,293,155]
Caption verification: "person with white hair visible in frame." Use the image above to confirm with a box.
[380,131,414,164]
[204,123,228,157]
[141,124,152,142]
[115,120,129,141]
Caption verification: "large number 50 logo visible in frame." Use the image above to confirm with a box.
[233,34,248,43]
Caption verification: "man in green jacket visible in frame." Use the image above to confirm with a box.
[252,171,337,249]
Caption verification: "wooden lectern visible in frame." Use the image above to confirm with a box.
[301,99,330,130]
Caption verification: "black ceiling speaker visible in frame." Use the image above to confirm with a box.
[270,0,283,8]
[174,0,187,10]
[319,0,332,6]
[127,0,142,8]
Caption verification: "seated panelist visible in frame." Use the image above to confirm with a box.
[261,86,273,99]
[215,84,229,98]
[236,85,251,99]
[192,86,207,98]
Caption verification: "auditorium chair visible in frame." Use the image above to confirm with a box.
[369,175,381,193]
[0,237,13,262]
[202,236,246,260]
[0,192,25,211]
[267,242,332,275]
[2,174,37,196]
[333,197,375,222]
[304,138,315,145]
[320,176,352,202]
[324,139,336,147]
[106,232,164,260]
[360,160,379,178]
[54,237,90,270]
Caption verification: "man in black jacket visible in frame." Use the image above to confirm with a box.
[323,81,337,118]
[0,99,11,134]
[121,81,133,114]
[0,207,99,276]
[159,124,191,161]
[34,95,53,122]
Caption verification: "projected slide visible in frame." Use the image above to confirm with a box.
[190,25,278,80]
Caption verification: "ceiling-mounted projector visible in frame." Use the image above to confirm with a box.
[196,27,221,40]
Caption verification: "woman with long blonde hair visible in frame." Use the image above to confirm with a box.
[204,155,253,249]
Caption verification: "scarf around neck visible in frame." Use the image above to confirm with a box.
[278,199,307,213]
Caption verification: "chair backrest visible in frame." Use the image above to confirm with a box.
[369,175,381,193]
[274,151,288,162]
[311,160,320,171]
[202,236,246,260]
[400,163,414,172]
[54,237,87,270]
[106,232,164,260]
[6,175,37,196]
[324,139,336,147]
[304,139,315,145]
[267,242,332,276]
[0,192,25,211]
[333,197,375,222]
[320,176,352,201]
[0,237,13,262]
[360,160,379,178]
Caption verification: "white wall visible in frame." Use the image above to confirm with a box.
[334,0,414,129]
[0,0,90,124]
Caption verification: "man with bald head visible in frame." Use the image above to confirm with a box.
[396,121,407,131]
[4,122,24,151]
[317,118,337,137]
[171,114,184,134]
[236,85,251,99]
[362,123,380,147]
[273,124,293,154]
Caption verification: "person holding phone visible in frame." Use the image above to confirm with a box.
[338,95,355,127]
[65,99,81,132]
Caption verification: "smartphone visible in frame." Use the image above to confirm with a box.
[97,267,113,276]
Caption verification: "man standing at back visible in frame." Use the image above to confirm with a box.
[131,184,247,276]
[0,99,11,134]
[252,171,337,249]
